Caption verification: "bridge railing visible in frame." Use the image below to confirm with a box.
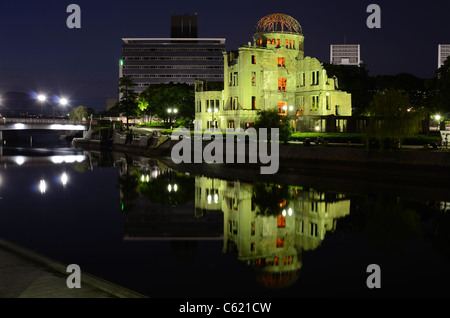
[0,118,87,125]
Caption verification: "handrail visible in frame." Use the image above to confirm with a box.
[0,118,87,125]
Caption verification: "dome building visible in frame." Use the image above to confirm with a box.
[195,13,352,132]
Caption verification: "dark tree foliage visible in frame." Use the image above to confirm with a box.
[117,76,139,130]
[138,82,195,125]
[253,109,293,142]
[428,56,450,115]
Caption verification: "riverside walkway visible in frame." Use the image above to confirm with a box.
[0,238,147,298]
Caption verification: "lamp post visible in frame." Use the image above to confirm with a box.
[167,108,177,129]
[59,98,68,119]
[37,94,46,118]
[208,107,218,129]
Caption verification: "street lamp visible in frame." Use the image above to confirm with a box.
[37,94,46,118]
[59,98,68,119]
[208,107,218,129]
[167,108,177,129]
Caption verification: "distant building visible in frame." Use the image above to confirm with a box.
[330,44,361,66]
[171,14,198,38]
[194,13,352,132]
[120,14,225,94]
[438,44,450,69]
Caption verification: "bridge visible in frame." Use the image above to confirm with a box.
[0,118,88,131]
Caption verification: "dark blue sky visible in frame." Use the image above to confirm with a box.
[1,0,449,111]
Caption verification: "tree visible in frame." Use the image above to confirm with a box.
[253,109,293,143]
[323,64,373,115]
[138,83,195,126]
[117,76,139,130]
[429,56,450,115]
[69,105,88,120]
[366,90,425,148]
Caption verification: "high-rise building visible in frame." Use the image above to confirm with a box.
[120,14,225,93]
[194,13,352,132]
[330,44,361,66]
[438,44,450,69]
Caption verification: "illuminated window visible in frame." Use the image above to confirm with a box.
[286,39,289,48]
[267,39,271,45]
[277,214,286,228]
[251,243,255,251]
[252,55,256,64]
[276,238,284,248]
[278,101,287,115]
[252,72,256,86]
[276,39,280,47]
[278,78,287,92]
[277,57,285,67]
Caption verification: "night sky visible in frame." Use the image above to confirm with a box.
[1,0,449,112]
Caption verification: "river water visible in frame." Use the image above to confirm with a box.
[0,132,450,298]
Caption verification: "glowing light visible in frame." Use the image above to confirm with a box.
[61,172,68,187]
[59,98,68,106]
[214,193,219,204]
[151,169,159,179]
[141,175,145,182]
[39,179,47,194]
[49,124,85,131]
[146,175,150,183]
[14,156,26,166]
[173,184,178,192]
[207,194,212,204]
[168,184,172,192]
[282,209,286,217]
[14,123,25,129]
[37,94,46,102]
[288,208,293,216]
[50,155,85,164]
[315,126,321,132]
[436,115,442,121]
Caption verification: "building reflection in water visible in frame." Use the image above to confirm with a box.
[198,177,351,289]
[119,160,351,289]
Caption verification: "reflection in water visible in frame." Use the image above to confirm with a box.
[118,160,351,290]
[2,148,450,296]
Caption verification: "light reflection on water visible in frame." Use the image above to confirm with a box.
[0,148,450,298]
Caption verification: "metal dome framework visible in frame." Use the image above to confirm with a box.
[255,13,303,35]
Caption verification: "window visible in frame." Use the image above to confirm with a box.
[276,238,284,248]
[229,72,232,86]
[228,120,235,129]
[252,72,256,86]
[278,78,287,92]
[326,95,331,110]
[252,96,256,110]
[311,71,320,85]
[310,223,318,237]
[232,96,238,110]
[278,101,287,115]
[276,39,280,47]
[277,57,285,67]
[251,243,255,251]
[252,55,256,64]
[233,72,238,86]
[311,96,319,111]
[277,214,286,228]
[285,39,289,48]
[299,73,305,87]
[251,222,255,236]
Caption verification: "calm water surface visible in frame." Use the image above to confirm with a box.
[1,134,450,298]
